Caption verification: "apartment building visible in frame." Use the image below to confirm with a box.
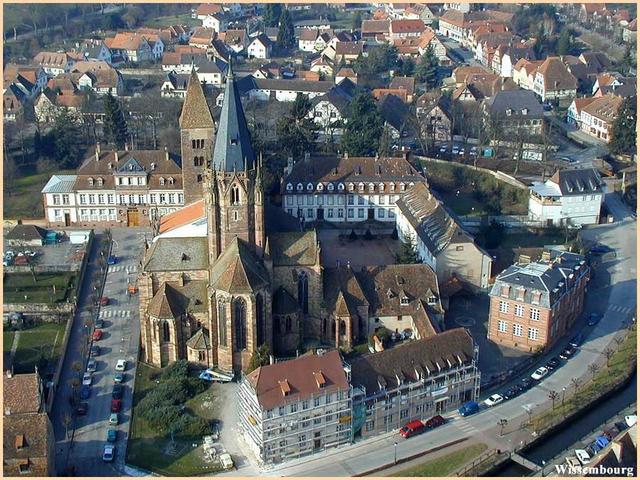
[532,56,577,106]
[568,94,623,143]
[350,329,480,439]
[488,250,589,352]
[238,350,352,465]
[281,154,425,223]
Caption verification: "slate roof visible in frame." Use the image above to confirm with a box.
[41,175,77,194]
[6,225,47,242]
[268,231,319,267]
[272,286,299,315]
[246,350,349,410]
[378,93,411,132]
[484,89,544,118]
[212,63,255,171]
[349,328,475,395]
[186,328,211,349]
[490,251,587,308]
[323,266,369,317]
[3,374,42,415]
[550,168,603,195]
[179,70,214,129]
[396,183,474,257]
[144,237,209,272]
[239,76,334,94]
[209,237,269,293]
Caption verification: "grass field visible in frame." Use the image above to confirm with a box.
[4,322,67,374]
[144,13,199,28]
[126,363,223,476]
[3,170,74,219]
[3,272,77,304]
[391,443,488,477]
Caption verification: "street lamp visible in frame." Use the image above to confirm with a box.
[541,460,546,476]
[562,387,566,407]
[394,442,398,464]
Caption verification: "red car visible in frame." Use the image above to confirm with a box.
[99,297,109,306]
[425,415,446,429]
[399,420,425,438]
[92,329,103,341]
[110,399,122,413]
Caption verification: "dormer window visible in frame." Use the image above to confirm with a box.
[522,108,529,115]
[286,183,293,191]
[428,295,437,305]
[500,285,510,297]
[159,177,165,185]
[97,177,103,186]
[168,177,174,185]
[337,183,344,191]
[390,183,396,192]
[348,183,354,191]
[400,183,406,191]
[327,183,334,191]
[506,108,513,116]
[400,296,409,306]
[368,183,375,192]
[307,183,314,191]
[278,379,291,396]
[378,182,385,191]
[313,371,326,389]
[358,183,364,192]
[317,183,324,191]
[88,177,94,186]
[297,183,303,191]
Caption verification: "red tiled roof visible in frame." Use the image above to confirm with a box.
[159,200,205,234]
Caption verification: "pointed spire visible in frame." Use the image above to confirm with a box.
[227,55,234,79]
[179,70,214,129]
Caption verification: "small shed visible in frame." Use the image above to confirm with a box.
[5,224,47,247]
[69,230,91,245]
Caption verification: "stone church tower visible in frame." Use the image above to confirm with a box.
[179,70,216,205]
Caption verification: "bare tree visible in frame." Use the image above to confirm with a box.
[588,363,599,379]
[62,412,73,439]
[548,390,558,409]
[614,336,625,348]
[498,418,508,436]
[571,377,580,395]
[604,347,615,367]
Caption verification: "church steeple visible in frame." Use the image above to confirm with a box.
[212,58,255,172]
[179,70,214,129]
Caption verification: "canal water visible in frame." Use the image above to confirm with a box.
[488,375,637,476]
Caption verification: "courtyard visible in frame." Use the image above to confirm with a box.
[3,321,67,375]
[317,229,401,268]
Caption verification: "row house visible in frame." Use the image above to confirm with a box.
[393,28,448,62]
[193,3,223,20]
[238,351,352,465]
[134,29,169,60]
[529,168,604,227]
[466,22,509,51]
[474,32,516,66]
[75,39,113,64]
[512,58,544,90]
[402,4,437,24]
[531,57,577,106]
[310,57,334,77]
[439,9,512,48]
[351,329,480,439]
[488,250,589,352]
[33,51,76,76]
[42,146,185,228]
[323,41,364,65]
[568,94,623,143]
[592,73,637,98]
[396,183,492,290]
[70,61,124,96]
[162,55,228,87]
[490,42,536,78]
[453,74,519,102]
[104,33,153,63]
[281,154,424,224]
[238,76,334,102]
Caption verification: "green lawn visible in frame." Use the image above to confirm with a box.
[127,363,223,476]
[3,272,77,304]
[144,13,199,28]
[438,191,491,217]
[3,170,74,219]
[391,443,488,477]
[7,322,67,374]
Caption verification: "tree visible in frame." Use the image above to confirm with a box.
[571,377,580,395]
[44,110,84,168]
[604,347,614,367]
[248,343,270,372]
[277,9,295,51]
[416,45,439,88]
[276,93,317,158]
[398,57,416,77]
[588,363,598,379]
[548,390,558,409]
[498,418,508,436]
[62,412,73,440]
[610,97,636,156]
[341,90,384,156]
[353,44,398,84]
[351,11,362,31]
[556,28,571,56]
[377,124,393,158]
[396,239,418,264]
[263,3,282,28]
[479,220,505,249]
[103,93,129,149]
[620,45,636,75]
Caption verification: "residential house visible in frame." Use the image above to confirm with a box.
[388,19,426,40]
[335,68,357,85]
[34,89,83,124]
[491,43,536,78]
[247,34,273,60]
[532,56,577,106]
[104,33,153,63]
[452,65,493,85]
[512,58,544,90]
[161,72,192,98]
[361,19,390,41]
[3,65,46,100]
[488,250,589,351]
[396,183,491,290]
[592,73,637,98]
[622,18,637,43]
[332,42,364,65]
[202,12,227,32]
[415,93,452,142]
[453,74,519,102]
[297,28,334,52]
[389,76,415,102]
[238,350,352,465]
[373,88,408,102]
[77,39,113,64]
[438,10,467,42]
[70,61,124,96]
[403,4,436,24]
[579,3,608,23]
[5,225,48,247]
[134,29,169,60]
[483,89,544,136]
[3,85,27,122]
[281,154,425,224]
[350,329,480,439]
[194,3,223,20]
[528,168,604,226]
[220,29,248,55]
[3,372,55,476]
[308,79,356,138]
[163,25,190,44]
[238,76,334,102]
[310,57,334,77]
[33,51,75,76]
[189,27,216,49]
[574,94,623,142]
[378,94,412,141]
[393,28,447,62]
[474,32,517,66]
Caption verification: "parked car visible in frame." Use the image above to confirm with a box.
[110,399,122,413]
[80,385,91,400]
[588,313,602,326]
[115,359,127,372]
[425,415,446,429]
[569,333,583,347]
[99,296,109,306]
[458,148,465,156]
[560,345,577,360]
[458,401,480,417]
[102,443,115,462]
[109,413,119,425]
[107,429,118,443]
[531,367,549,381]
[615,421,630,432]
[483,394,504,408]
[399,420,425,438]
[87,359,97,373]
[114,372,124,384]
[575,448,591,465]
[95,319,104,329]
[112,384,124,400]
[92,329,103,341]
[546,357,561,370]
[625,415,637,427]
[565,456,581,469]
[502,386,521,400]
[76,402,88,415]
[90,345,101,357]
[107,255,117,265]
[82,372,93,386]
[519,378,534,391]
[439,146,448,154]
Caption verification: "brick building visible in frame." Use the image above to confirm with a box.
[488,250,589,352]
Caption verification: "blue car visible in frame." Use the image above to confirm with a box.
[80,385,91,400]
[458,401,479,417]
[107,255,117,265]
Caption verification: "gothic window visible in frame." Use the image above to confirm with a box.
[162,321,170,342]
[256,293,264,346]
[197,174,203,183]
[274,317,281,334]
[322,318,327,337]
[298,271,309,314]
[231,185,240,205]
[218,300,227,347]
[339,320,346,336]
[194,156,204,167]
[234,297,247,351]
[285,316,292,333]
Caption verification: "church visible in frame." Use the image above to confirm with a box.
[138,67,445,373]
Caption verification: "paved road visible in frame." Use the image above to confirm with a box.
[51,228,148,475]
[247,198,637,477]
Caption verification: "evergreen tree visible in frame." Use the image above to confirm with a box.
[47,110,83,168]
[276,93,317,158]
[398,57,416,77]
[396,239,418,264]
[341,90,384,156]
[103,93,128,149]
[621,45,636,75]
[263,3,282,28]
[351,11,362,31]
[377,124,393,158]
[277,9,295,50]
[416,44,439,88]
[556,28,571,56]
[610,97,637,155]
[247,344,271,372]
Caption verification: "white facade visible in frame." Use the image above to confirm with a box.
[44,192,79,225]
[149,38,165,60]
[247,38,271,59]
[203,15,226,32]
[248,88,326,102]
[529,183,603,227]
[309,100,345,136]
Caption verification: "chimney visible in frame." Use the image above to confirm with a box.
[164,146,169,162]
[108,162,112,170]
[285,156,294,176]
[343,152,349,159]
[151,162,156,171]
[114,151,119,163]
[124,142,129,152]
[518,254,531,264]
